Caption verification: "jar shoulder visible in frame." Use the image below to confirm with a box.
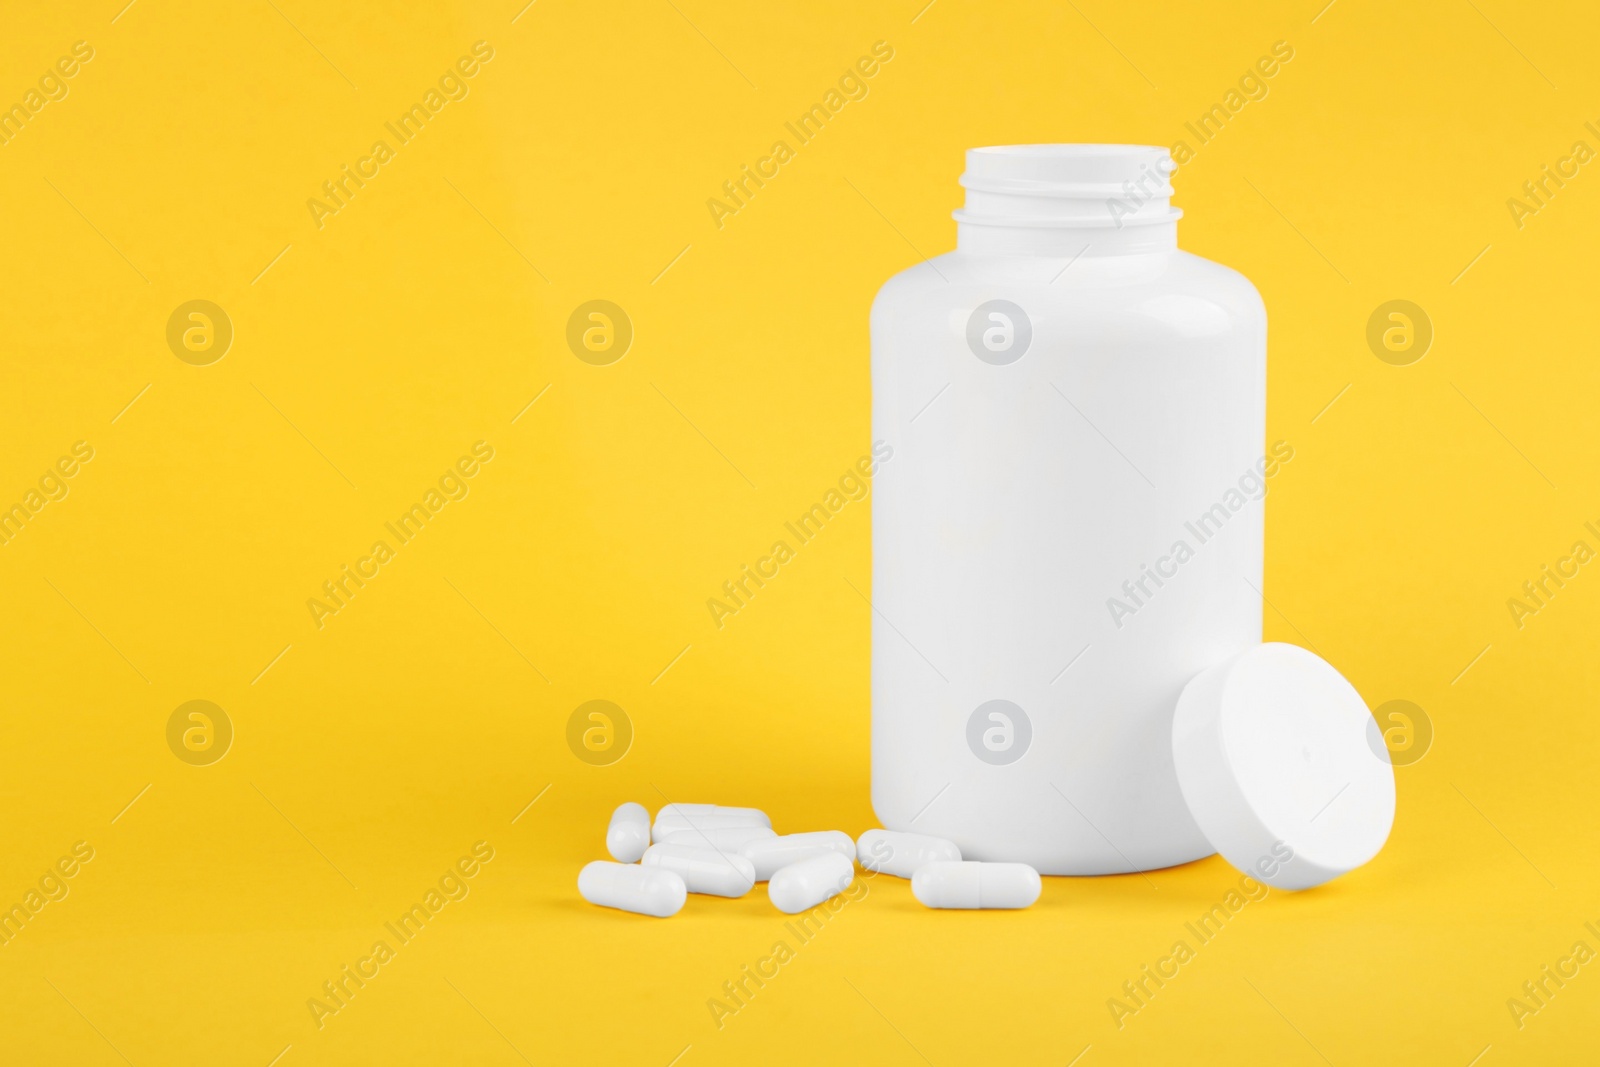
[871,249,1266,336]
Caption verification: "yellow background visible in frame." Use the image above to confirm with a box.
[2,0,1597,1063]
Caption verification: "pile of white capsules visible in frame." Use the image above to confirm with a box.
[579,802,1043,917]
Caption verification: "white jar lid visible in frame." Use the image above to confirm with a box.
[1171,643,1396,890]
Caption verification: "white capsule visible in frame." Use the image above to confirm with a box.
[767,852,855,914]
[656,803,771,827]
[911,861,1041,909]
[642,844,757,897]
[652,806,771,841]
[659,825,777,851]
[856,829,961,878]
[740,831,856,881]
[656,802,720,815]
[605,802,651,863]
[578,861,687,917]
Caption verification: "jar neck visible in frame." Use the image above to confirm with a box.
[954,144,1182,258]
[956,220,1178,256]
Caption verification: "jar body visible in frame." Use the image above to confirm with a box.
[870,243,1267,874]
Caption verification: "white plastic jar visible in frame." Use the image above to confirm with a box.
[870,144,1268,875]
